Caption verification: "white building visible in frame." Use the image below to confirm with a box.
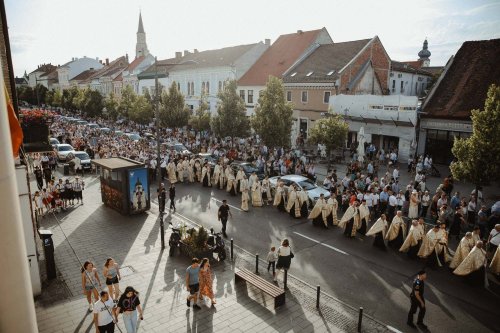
[56,56,103,89]
[330,94,419,160]
[27,64,56,88]
[138,42,269,113]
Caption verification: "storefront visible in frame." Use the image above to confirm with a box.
[92,157,150,215]
[418,119,472,165]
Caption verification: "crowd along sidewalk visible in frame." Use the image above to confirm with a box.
[34,170,393,333]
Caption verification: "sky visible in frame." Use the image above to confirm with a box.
[6,0,500,77]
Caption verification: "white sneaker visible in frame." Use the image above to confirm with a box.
[88,303,93,312]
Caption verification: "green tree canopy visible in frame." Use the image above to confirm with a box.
[16,86,37,105]
[118,85,137,119]
[129,95,154,125]
[159,81,190,128]
[189,94,211,134]
[251,76,293,148]
[211,80,250,140]
[52,89,63,107]
[451,84,500,186]
[62,86,79,112]
[308,113,349,168]
[78,89,104,117]
[104,92,119,121]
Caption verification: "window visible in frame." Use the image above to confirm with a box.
[415,82,418,95]
[397,73,403,78]
[400,81,404,93]
[206,82,209,94]
[240,90,245,100]
[142,86,148,94]
[201,82,205,94]
[323,91,331,104]
[218,81,222,92]
[286,91,292,102]
[187,82,190,95]
[191,82,194,95]
[177,82,180,91]
[390,72,394,77]
[306,71,313,77]
[290,72,297,77]
[392,80,396,93]
[301,91,308,103]
[248,90,253,104]
[327,70,335,76]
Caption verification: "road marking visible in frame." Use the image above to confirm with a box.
[210,197,243,212]
[293,232,349,255]
[386,326,403,333]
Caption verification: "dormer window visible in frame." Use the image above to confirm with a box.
[306,71,313,77]
[290,72,297,77]
[327,70,335,76]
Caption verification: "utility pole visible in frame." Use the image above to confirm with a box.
[155,57,165,249]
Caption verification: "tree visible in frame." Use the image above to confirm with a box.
[159,81,190,128]
[16,86,37,105]
[118,85,137,119]
[308,113,349,169]
[104,92,119,121]
[83,90,104,117]
[45,89,54,106]
[451,84,500,194]
[251,76,293,148]
[211,80,250,142]
[62,86,79,112]
[35,84,48,106]
[189,94,211,135]
[129,95,154,125]
[52,89,63,107]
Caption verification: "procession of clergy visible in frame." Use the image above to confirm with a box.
[307,192,500,287]
[164,156,500,286]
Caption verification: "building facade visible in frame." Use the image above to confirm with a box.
[283,36,391,144]
[418,38,500,164]
[56,57,103,89]
[331,94,419,161]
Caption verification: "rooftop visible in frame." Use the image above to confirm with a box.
[91,157,144,170]
[391,61,434,76]
[283,39,372,83]
[238,29,325,86]
[70,69,97,81]
[423,38,500,120]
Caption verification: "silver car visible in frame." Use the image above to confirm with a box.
[269,175,330,207]
[55,144,75,161]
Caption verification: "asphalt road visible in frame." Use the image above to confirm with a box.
[165,181,500,333]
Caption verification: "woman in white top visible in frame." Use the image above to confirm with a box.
[274,239,293,282]
[81,261,101,312]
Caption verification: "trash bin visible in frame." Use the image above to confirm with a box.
[63,164,70,175]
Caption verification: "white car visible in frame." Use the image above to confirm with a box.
[269,175,330,207]
[55,144,75,161]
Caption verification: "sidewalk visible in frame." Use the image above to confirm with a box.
[34,171,391,333]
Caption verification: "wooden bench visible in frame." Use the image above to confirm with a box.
[235,268,285,308]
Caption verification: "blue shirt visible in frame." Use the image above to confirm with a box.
[186,265,200,285]
[450,196,460,209]
[380,191,389,202]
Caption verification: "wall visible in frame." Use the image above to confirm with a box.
[389,70,432,96]
[338,37,391,93]
[15,166,41,296]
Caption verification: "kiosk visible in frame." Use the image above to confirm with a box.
[92,157,150,215]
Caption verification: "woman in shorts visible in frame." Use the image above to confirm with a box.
[103,258,121,301]
[81,261,101,312]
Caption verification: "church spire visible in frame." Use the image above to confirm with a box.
[136,12,149,58]
[138,12,145,33]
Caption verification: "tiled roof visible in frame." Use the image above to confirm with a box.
[283,39,371,83]
[83,56,128,82]
[238,29,324,86]
[391,61,434,76]
[423,66,444,76]
[39,68,59,82]
[127,56,145,71]
[29,64,56,75]
[70,69,97,81]
[401,60,423,69]
[137,57,179,79]
[171,43,259,71]
[423,38,500,120]
[15,77,28,84]
[113,73,123,82]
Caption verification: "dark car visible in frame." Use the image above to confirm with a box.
[195,153,219,167]
[230,161,265,180]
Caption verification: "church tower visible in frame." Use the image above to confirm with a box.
[418,39,431,67]
[136,12,149,58]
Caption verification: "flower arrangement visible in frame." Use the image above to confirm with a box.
[19,109,55,126]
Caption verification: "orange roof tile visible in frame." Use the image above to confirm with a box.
[127,56,145,71]
[238,29,324,86]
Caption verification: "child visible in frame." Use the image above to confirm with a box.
[267,246,277,278]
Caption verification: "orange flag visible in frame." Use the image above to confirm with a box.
[5,85,23,157]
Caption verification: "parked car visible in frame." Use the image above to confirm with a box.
[269,175,330,207]
[72,151,92,171]
[50,137,60,148]
[230,161,265,180]
[99,127,111,133]
[114,130,124,136]
[124,133,141,141]
[164,143,192,156]
[195,153,218,167]
[55,144,75,161]
[76,120,88,125]
[86,123,100,129]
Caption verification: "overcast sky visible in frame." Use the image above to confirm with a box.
[6,0,500,77]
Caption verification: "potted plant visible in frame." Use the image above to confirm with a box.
[19,109,55,152]
[179,226,212,259]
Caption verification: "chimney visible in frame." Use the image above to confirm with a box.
[194,49,198,54]
[90,68,94,71]
[265,39,271,46]
[184,50,190,56]
[105,58,109,66]
[126,53,129,62]
[175,52,182,59]
[72,57,74,61]
[297,30,303,34]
